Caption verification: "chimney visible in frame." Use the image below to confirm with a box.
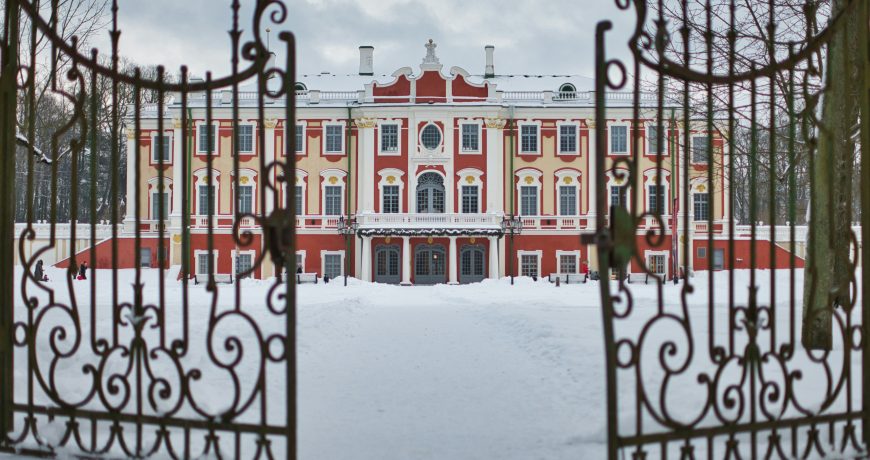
[359,46,374,76]
[484,45,495,78]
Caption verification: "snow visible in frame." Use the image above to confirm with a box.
[10,266,863,459]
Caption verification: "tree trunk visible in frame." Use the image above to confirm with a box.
[801,0,861,350]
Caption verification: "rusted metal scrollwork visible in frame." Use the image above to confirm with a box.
[1,0,298,458]
[594,1,868,459]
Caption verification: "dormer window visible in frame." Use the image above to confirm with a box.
[294,82,307,92]
[558,83,577,99]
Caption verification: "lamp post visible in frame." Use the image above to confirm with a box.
[336,215,358,286]
[501,214,523,285]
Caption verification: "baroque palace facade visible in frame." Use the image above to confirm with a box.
[86,41,796,284]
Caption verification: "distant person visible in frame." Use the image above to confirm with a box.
[580,260,589,275]
[34,260,48,281]
[77,261,88,280]
[296,264,303,274]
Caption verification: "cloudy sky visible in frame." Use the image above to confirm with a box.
[95,0,636,81]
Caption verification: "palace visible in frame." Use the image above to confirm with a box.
[68,40,799,284]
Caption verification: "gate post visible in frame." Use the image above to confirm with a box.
[0,0,20,441]
[859,0,870,448]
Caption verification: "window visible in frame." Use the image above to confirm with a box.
[420,124,441,150]
[236,125,253,153]
[381,124,399,153]
[295,125,304,153]
[648,185,665,214]
[324,186,342,216]
[152,135,170,162]
[197,253,214,275]
[323,253,342,279]
[325,125,344,154]
[697,247,707,259]
[611,125,628,154]
[382,185,400,213]
[140,248,152,269]
[559,254,577,274]
[198,185,215,215]
[520,125,538,153]
[151,192,169,220]
[295,252,305,272]
[559,125,577,154]
[198,125,216,153]
[558,83,576,96]
[693,192,709,220]
[610,185,626,209]
[649,254,666,274]
[461,186,479,213]
[237,185,253,214]
[520,254,539,277]
[236,253,252,278]
[712,249,724,270]
[461,124,479,152]
[692,136,709,164]
[294,185,303,215]
[520,186,538,216]
[559,186,577,215]
[648,125,662,155]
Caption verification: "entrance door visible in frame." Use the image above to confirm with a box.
[374,245,401,284]
[414,244,446,285]
[460,245,485,284]
[416,173,445,213]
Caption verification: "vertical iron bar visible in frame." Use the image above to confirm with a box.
[284,31,298,460]
[859,0,870,446]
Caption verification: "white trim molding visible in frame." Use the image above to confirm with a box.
[377,168,406,213]
[556,120,581,156]
[517,249,542,277]
[555,249,581,274]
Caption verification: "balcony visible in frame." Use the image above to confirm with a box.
[519,216,590,231]
[356,213,502,230]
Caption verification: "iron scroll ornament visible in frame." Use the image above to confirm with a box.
[6,0,300,458]
[593,1,866,459]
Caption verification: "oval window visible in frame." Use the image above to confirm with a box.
[420,124,442,150]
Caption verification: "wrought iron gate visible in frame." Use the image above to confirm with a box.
[0,0,298,458]
[591,0,870,459]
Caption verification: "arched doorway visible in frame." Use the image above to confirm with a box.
[374,245,400,284]
[414,244,446,285]
[416,172,445,213]
[459,245,486,284]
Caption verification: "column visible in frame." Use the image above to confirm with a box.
[123,127,138,234]
[586,120,598,273]
[356,118,376,213]
[448,236,458,284]
[485,118,506,213]
[263,119,277,214]
[401,236,412,285]
[171,118,183,225]
[488,236,499,279]
[360,236,372,282]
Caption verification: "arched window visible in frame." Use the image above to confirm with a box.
[416,172,445,213]
[558,83,577,99]
[294,82,307,92]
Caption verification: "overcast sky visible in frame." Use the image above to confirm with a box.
[96,0,636,81]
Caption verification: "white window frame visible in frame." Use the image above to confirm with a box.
[515,169,542,216]
[556,121,580,156]
[606,170,630,210]
[295,122,307,155]
[321,250,345,278]
[150,190,170,220]
[456,168,483,214]
[418,122,443,152]
[554,169,581,216]
[459,120,482,154]
[232,249,256,279]
[693,191,710,221]
[518,121,541,155]
[232,169,257,215]
[322,122,346,156]
[196,122,219,155]
[377,168,405,213]
[192,169,220,217]
[320,169,347,216]
[292,169,308,215]
[642,170,670,216]
[608,122,630,156]
[645,250,669,279]
[555,250,580,274]
[691,135,710,165]
[194,250,218,276]
[235,123,255,154]
[378,120,402,156]
[295,250,306,273]
[646,122,668,156]
[151,132,172,163]
[517,250,542,278]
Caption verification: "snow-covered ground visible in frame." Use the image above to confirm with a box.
[9,267,863,459]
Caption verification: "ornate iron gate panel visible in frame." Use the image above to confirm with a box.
[592,0,869,458]
[0,0,298,458]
